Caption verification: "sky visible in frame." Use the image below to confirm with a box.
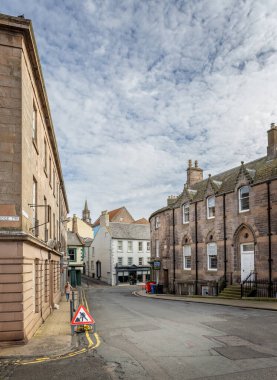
[1,0,277,221]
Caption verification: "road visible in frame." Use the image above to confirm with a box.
[87,285,277,380]
[2,285,277,379]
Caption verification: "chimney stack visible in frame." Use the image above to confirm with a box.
[187,159,203,187]
[72,214,78,233]
[267,123,277,160]
[100,210,109,227]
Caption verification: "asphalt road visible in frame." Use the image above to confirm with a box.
[2,285,277,380]
[87,285,277,380]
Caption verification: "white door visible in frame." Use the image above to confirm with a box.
[241,243,254,281]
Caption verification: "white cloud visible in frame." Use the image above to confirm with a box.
[1,0,277,220]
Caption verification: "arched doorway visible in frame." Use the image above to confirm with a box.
[234,224,255,282]
[96,260,101,279]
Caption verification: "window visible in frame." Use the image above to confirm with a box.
[207,243,217,270]
[49,205,52,239]
[128,257,133,265]
[32,102,37,143]
[241,243,254,252]
[49,156,52,186]
[239,186,250,212]
[182,203,190,223]
[155,239,159,258]
[207,196,215,219]
[147,241,150,251]
[117,240,123,251]
[53,213,56,239]
[91,260,94,270]
[127,241,132,252]
[68,248,76,261]
[32,178,38,236]
[155,216,160,229]
[138,241,143,252]
[183,245,191,270]
[53,168,56,196]
[139,257,143,265]
[44,139,47,172]
[118,257,123,266]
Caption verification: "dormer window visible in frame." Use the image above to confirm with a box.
[182,203,189,224]
[239,186,250,212]
[207,196,215,219]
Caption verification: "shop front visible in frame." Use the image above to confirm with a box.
[116,265,151,285]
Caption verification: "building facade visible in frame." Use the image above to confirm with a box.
[0,14,69,344]
[92,211,151,285]
[150,126,277,297]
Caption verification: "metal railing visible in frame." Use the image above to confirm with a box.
[241,272,277,298]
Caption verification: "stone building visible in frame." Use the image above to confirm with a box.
[149,126,277,297]
[0,14,69,344]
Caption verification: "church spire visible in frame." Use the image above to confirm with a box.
[82,200,91,224]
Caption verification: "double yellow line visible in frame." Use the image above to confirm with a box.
[19,288,100,366]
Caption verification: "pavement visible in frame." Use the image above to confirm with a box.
[134,289,277,311]
[0,295,76,359]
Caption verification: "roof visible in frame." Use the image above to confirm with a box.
[67,231,85,246]
[92,207,131,227]
[133,218,149,224]
[109,223,150,240]
[150,155,277,219]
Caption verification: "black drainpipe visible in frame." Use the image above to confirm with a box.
[223,194,227,285]
[267,181,272,297]
[172,208,176,294]
[195,202,198,295]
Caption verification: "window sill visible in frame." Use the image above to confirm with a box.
[207,269,217,272]
[207,217,215,220]
[32,139,39,155]
[239,209,250,214]
[183,268,191,271]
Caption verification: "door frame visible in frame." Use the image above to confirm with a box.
[240,243,255,281]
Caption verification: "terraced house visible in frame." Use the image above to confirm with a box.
[0,14,69,344]
[149,126,277,298]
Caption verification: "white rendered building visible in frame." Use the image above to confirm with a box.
[92,211,151,285]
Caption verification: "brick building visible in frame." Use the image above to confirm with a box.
[0,14,69,344]
[149,126,277,297]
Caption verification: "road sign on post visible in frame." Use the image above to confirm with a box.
[71,305,95,325]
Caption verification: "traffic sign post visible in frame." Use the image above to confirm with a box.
[71,305,95,333]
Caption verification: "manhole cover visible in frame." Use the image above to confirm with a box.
[213,346,274,360]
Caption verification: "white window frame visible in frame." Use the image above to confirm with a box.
[138,257,143,266]
[207,243,217,271]
[138,241,143,252]
[207,196,215,219]
[127,241,132,252]
[118,257,123,266]
[155,216,160,229]
[147,241,150,251]
[128,257,133,266]
[117,240,123,252]
[182,203,190,224]
[155,239,159,258]
[239,186,250,213]
[183,245,191,270]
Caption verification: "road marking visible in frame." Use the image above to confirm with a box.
[14,288,101,366]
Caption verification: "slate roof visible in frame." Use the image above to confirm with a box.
[109,222,150,240]
[67,231,85,246]
[150,155,277,219]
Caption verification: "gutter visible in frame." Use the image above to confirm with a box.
[267,181,272,297]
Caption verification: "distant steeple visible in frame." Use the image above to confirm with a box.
[82,200,91,224]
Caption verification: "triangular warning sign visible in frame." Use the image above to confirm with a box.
[71,305,95,325]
